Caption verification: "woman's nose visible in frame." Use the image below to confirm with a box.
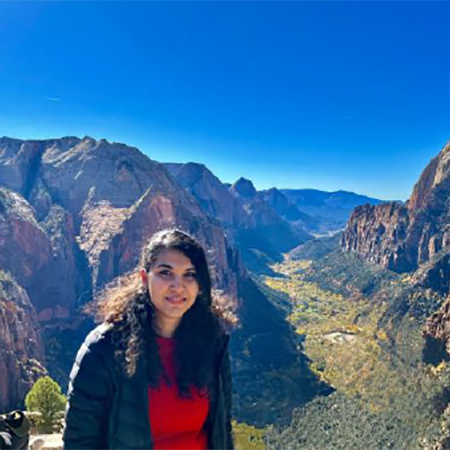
[170,276,183,290]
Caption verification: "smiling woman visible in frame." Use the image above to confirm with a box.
[62,229,235,450]
[143,248,200,337]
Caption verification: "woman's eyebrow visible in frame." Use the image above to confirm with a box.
[156,263,173,269]
[156,263,196,271]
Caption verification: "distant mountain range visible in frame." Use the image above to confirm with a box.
[164,162,383,273]
[281,188,383,233]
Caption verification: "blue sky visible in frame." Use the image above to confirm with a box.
[1,2,450,200]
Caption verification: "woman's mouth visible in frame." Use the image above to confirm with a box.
[165,296,186,305]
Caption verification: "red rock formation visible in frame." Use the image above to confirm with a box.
[92,187,240,298]
[0,187,85,315]
[166,166,311,264]
[165,163,250,229]
[340,141,450,360]
[342,142,450,277]
[342,202,411,272]
[0,136,308,416]
[0,272,45,411]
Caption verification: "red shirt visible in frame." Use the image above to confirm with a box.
[148,336,210,450]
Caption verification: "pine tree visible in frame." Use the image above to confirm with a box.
[25,376,66,433]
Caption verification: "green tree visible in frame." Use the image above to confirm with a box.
[25,376,67,433]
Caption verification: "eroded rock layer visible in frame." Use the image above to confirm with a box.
[0,272,45,411]
[342,143,450,279]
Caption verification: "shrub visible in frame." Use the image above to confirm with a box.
[25,376,66,434]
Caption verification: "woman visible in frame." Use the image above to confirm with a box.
[63,229,235,450]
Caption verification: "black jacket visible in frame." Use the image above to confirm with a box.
[63,324,233,450]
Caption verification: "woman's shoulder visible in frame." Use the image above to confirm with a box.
[75,323,116,367]
[83,322,115,347]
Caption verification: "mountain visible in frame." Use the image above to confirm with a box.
[165,168,312,273]
[0,137,326,423]
[259,188,315,225]
[338,141,450,366]
[164,163,250,229]
[229,177,257,200]
[282,188,383,233]
[342,142,450,285]
[0,271,45,410]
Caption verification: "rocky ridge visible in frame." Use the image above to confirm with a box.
[0,272,45,410]
[338,141,450,359]
[165,166,311,267]
[342,142,450,280]
[0,136,310,418]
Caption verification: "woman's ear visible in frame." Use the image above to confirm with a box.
[140,268,148,287]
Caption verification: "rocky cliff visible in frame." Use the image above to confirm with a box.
[0,187,86,318]
[0,137,239,296]
[164,168,311,270]
[229,177,311,261]
[337,141,450,362]
[1,136,316,419]
[0,272,45,411]
[0,137,246,408]
[165,163,250,229]
[342,142,450,278]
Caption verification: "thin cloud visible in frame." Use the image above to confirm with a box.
[45,97,60,102]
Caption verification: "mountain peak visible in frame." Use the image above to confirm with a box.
[231,177,257,199]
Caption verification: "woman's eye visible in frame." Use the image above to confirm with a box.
[159,270,172,277]
[185,272,196,279]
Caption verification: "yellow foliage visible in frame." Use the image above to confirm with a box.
[261,255,422,411]
[232,420,266,450]
[376,329,388,341]
[431,361,447,376]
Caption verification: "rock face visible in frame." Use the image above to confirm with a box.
[338,141,450,361]
[342,142,450,278]
[0,187,87,317]
[165,165,312,265]
[230,177,257,200]
[0,136,244,409]
[0,137,239,297]
[0,136,326,421]
[342,202,412,272]
[0,272,45,411]
[259,188,319,236]
[165,163,250,229]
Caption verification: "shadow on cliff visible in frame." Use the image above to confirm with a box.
[231,275,333,427]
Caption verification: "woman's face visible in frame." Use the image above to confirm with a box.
[145,248,200,327]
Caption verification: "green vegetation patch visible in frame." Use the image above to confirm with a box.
[262,242,450,448]
[233,420,267,450]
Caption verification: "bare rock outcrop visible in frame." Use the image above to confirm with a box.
[339,141,450,363]
[230,177,257,200]
[342,202,411,272]
[0,137,239,298]
[342,142,450,278]
[0,187,86,317]
[0,272,46,411]
[165,163,250,229]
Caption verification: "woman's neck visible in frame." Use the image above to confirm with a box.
[154,315,181,338]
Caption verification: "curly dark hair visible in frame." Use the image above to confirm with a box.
[91,229,236,398]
